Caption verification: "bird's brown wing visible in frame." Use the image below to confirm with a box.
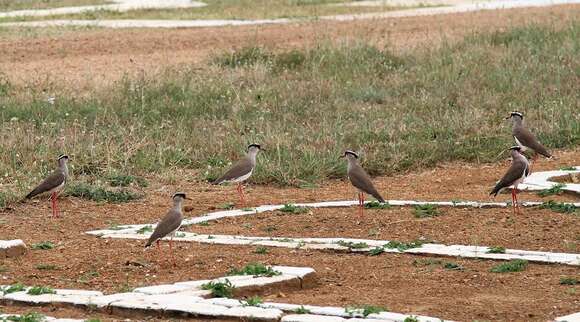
[348,164,385,202]
[26,170,65,199]
[514,127,551,157]
[213,157,253,184]
[145,209,182,247]
[490,157,528,196]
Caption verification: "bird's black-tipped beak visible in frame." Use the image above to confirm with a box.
[504,115,512,120]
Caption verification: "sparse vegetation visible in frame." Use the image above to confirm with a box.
[560,277,579,285]
[540,201,577,214]
[487,246,506,254]
[136,225,153,234]
[31,241,54,250]
[368,246,385,256]
[560,166,577,171]
[241,295,263,307]
[337,240,369,249]
[27,286,56,295]
[443,262,463,271]
[197,221,210,226]
[66,183,141,203]
[404,316,419,322]
[490,259,528,273]
[413,204,440,218]
[345,304,387,317]
[1,283,25,294]
[537,183,566,197]
[227,263,281,277]
[294,306,311,314]
[412,258,442,267]
[107,173,148,187]
[254,246,269,254]
[35,264,57,270]
[279,204,309,214]
[384,240,425,252]
[364,201,391,209]
[201,279,234,298]
[218,203,235,210]
[1,312,46,322]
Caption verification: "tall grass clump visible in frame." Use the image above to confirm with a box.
[0,22,578,203]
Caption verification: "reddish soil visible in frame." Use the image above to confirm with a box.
[0,150,578,321]
[1,5,579,88]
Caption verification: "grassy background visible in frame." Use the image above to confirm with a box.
[0,22,578,205]
[0,0,403,22]
[0,0,110,11]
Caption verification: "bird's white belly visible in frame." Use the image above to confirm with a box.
[514,136,528,151]
[231,170,253,183]
[48,181,65,195]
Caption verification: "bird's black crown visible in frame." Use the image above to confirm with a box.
[510,111,523,118]
[57,154,69,160]
[509,146,522,151]
[248,144,261,150]
[344,150,359,159]
[173,192,187,199]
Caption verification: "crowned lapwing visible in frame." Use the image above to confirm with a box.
[506,111,551,171]
[145,192,188,267]
[25,154,69,219]
[213,144,262,207]
[490,146,530,215]
[341,150,385,216]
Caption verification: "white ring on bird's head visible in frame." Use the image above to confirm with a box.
[57,154,69,160]
[172,192,186,199]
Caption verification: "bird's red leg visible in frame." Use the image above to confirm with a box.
[50,192,56,219]
[361,193,365,216]
[54,193,60,218]
[240,184,246,207]
[511,189,516,216]
[169,237,175,267]
[156,240,161,264]
[514,185,521,214]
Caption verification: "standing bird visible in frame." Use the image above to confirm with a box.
[490,146,530,215]
[145,192,188,267]
[25,154,69,218]
[341,150,385,216]
[506,111,551,171]
[212,144,262,207]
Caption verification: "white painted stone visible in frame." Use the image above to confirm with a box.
[225,306,283,320]
[272,266,315,278]
[133,283,194,295]
[88,292,143,307]
[201,297,244,307]
[0,240,25,249]
[111,293,205,311]
[556,312,580,322]
[0,239,26,258]
[2,288,103,306]
[282,314,346,322]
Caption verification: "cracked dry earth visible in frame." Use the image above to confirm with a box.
[0,149,578,321]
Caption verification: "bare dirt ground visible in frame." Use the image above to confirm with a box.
[1,4,579,89]
[0,149,578,321]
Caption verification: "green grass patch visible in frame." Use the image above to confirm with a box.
[201,279,234,298]
[364,201,391,209]
[490,259,528,273]
[560,277,579,285]
[404,317,419,322]
[31,241,54,250]
[0,23,578,190]
[1,312,46,322]
[337,240,369,249]
[217,202,235,210]
[368,246,385,256]
[241,295,263,307]
[0,0,109,11]
[345,305,387,317]
[197,221,210,226]
[537,183,566,197]
[1,283,25,294]
[66,183,141,203]
[487,246,506,254]
[413,204,440,218]
[443,262,463,270]
[560,166,577,171]
[384,240,424,252]
[254,246,269,254]
[279,204,309,214]
[294,306,311,314]
[412,258,443,266]
[227,263,281,277]
[136,225,153,234]
[26,286,56,295]
[540,201,577,214]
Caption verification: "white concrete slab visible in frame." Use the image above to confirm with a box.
[556,312,580,322]
[282,314,346,322]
